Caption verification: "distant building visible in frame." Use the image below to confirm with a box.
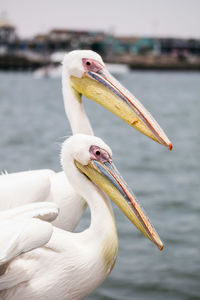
[157,38,200,56]
[114,37,156,55]
[0,15,17,44]
[114,36,138,54]
[49,29,73,42]
[47,29,106,53]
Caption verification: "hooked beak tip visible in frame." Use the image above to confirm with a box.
[168,143,173,151]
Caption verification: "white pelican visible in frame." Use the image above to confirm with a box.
[0,134,163,300]
[0,50,172,231]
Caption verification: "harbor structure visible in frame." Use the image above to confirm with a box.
[0,16,200,71]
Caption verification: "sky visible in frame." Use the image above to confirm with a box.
[0,0,200,39]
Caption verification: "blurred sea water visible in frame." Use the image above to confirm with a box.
[0,70,200,299]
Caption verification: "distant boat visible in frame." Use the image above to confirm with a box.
[34,52,64,79]
[106,63,130,75]
[34,65,62,79]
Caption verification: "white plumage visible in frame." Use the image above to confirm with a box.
[0,169,84,230]
[0,135,117,300]
[0,134,163,299]
[0,50,172,232]
[0,202,59,273]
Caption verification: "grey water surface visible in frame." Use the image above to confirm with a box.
[0,71,199,300]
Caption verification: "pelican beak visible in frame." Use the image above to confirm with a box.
[70,67,172,150]
[75,159,163,251]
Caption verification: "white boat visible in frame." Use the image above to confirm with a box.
[106,63,129,75]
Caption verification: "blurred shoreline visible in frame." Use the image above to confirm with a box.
[1,15,200,71]
[1,53,200,72]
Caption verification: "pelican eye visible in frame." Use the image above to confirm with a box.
[86,61,91,66]
[89,145,110,163]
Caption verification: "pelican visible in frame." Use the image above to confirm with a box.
[0,134,163,300]
[0,50,172,231]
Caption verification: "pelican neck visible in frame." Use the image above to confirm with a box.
[62,73,94,136]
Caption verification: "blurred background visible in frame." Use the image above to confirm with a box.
[0,0,200,71]
[0,0,200,299]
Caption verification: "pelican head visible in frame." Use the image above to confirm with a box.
[62,50,172,150]
[62,134,163,251]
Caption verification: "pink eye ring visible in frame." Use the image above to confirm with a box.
[82,58,103,73]
[89,145,111,163]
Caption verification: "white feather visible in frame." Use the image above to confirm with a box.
[0,202,59,268]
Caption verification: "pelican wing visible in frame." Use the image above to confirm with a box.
[0,169,55,210]
[0,202,59,277]
[0,170,85,231]
[0,219,54,291]
[0,202,59,222]
[0,219,53,266]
